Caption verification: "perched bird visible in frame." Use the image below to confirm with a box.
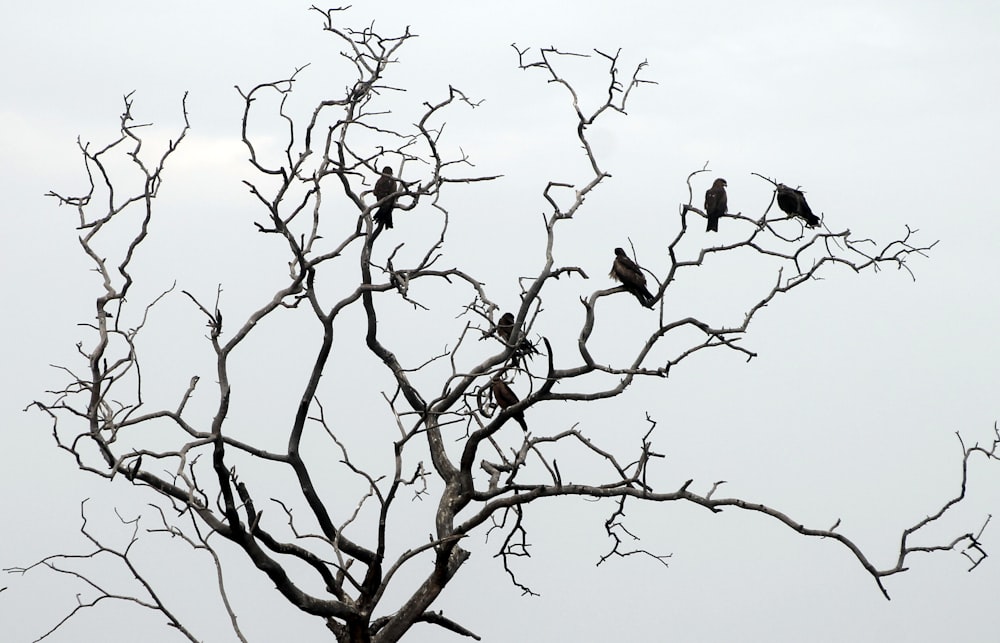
[373,166,398,229]
[610,247,655,308]
[491,376,528,432]
[704,178,728,232]
[497,312,539,364]
[775,184,820,228]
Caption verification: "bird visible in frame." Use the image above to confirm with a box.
[497,312,539,364]
[373,166,398,229]
[610,247,655,308]
[704,178,728,232]
[775,184,820,228]
[491,376,528,432]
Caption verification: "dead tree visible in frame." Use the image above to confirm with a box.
[14,8,998,643]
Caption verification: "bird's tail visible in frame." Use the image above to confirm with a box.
[375,202,394,229]
[706,216,719,232]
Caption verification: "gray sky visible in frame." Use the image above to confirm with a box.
[2,1,999,641]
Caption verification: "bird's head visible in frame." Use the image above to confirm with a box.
[382,166,393,175]
[614,247,625,256]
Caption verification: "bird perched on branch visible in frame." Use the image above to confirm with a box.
[776,184,820,228]
[373,166,398,229]
[491,376,528,432]
[610,247,655,308]
[497,312,539,364]
[704,178,728,232]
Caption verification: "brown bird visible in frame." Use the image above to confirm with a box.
[491,376,528,432]
[497,312,539,363]
[373,166,398,229]
[775,184,820,228]
[610,247,655,308]
[704,178,728,232]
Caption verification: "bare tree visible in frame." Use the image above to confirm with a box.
[13,8,999,642]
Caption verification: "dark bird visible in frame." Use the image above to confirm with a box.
[704,178,728,232]
[775,184,820,228]
[497,312,539,364]
[373,166,398,229]
[610,247,655,308]
[491,376,528,432]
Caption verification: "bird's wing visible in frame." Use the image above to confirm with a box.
[374,175,396,199]
[776,189,797,215]
[493,380,519,408]
[705,187,727,215]
[614,256,647,287]
[796,192,814,218]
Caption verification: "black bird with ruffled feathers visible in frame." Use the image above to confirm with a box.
[610,247,655,308]
[776,184,820,228]
[704,177,728,232]
[373,166,397,229]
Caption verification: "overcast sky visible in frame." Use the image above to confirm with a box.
[2,2,999,642]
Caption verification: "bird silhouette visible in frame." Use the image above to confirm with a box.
[775,184,820,228]
[610,247,655,308]
[704,178,728,232]
[497,312,539,364]
[373,166,398,229]
[491,376,528,432]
